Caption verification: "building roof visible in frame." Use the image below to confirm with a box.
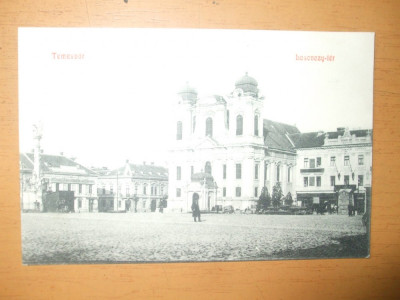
[178,82,197,103]
[235,72,259,94]
[106,163,168,180]
[20,153,97,176]
[289,129,372,149]
[263,119,300,152]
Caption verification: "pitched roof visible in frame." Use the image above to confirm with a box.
[21,153,97,176]
[288,132,326,149]
[106,163,168,180]
[263,119,300,151]
[289,129,372,149]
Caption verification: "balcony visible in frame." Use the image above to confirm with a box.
[300,168,324,174]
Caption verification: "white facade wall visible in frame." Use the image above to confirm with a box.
[295,136,372,205]
[168,83,296,212]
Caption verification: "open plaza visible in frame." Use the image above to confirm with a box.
[22,212,368,264]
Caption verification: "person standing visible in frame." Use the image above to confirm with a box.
[191,193,201,222]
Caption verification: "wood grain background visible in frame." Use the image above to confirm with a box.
[1,0,399,299]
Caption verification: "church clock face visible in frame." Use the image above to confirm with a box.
[233,88,243,97]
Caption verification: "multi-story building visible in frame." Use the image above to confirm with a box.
[96,160,168,212]
[20,152,98,212]
[168,73,299,212]
[290,127,372,214]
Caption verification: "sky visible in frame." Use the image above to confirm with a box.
[18,28,374,169]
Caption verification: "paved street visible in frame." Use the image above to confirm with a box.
[21,213,367,264]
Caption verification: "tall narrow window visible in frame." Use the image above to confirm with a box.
[176,166,181,180]
[254,187,258,197]
[330,156,336,166]
[236,115,243,136]
[176,121,182,140]
[191,166,194,176]
[304,158,309,168]
[223,164,227,179]
[223,187,226,197]
[236,164,242,179]
[330,176,336,186]
[176,188,181,197]
[344,155,350,166]
[226,110,230,129]
[192,116,196,133]
[310,159,316,168]
[235,187,241,197]
[206,117,213,137]
[358,175,364,186]
[309,177,315,186]
[304,177,308,187]
[344,175,350,185]
[205,161,212,175]
[287,167,291,183]
[254,115,259,136]
[317,157,322,167]
[316,176,321,187]
[358,155,364,165]
[276,165,280,182]
[254,163,259,180]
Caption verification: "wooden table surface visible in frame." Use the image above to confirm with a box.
[1,1,399,299]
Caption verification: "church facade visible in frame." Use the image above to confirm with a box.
[167,74,300,212]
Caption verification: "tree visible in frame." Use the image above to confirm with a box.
[285,192,293,206]
[272,182,283,209]
[257,187,271,211]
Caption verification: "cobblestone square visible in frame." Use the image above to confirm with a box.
[22,213,368,264]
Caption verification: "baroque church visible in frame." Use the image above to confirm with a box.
[167,73,300,212]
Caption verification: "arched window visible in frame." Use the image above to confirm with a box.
[254,115,259,136]
[205,161,212,175]
[176,121,182,140]
[206,117,213,137]
[236,115,243,136]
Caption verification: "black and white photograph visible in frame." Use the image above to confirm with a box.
[18,28,374,264]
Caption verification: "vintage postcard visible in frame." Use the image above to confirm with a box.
[19,28,374,264]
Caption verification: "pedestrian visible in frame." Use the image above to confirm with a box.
[191,193,201,222]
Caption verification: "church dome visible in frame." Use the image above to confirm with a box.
[178,82,198,103]
[235,72,259,94]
